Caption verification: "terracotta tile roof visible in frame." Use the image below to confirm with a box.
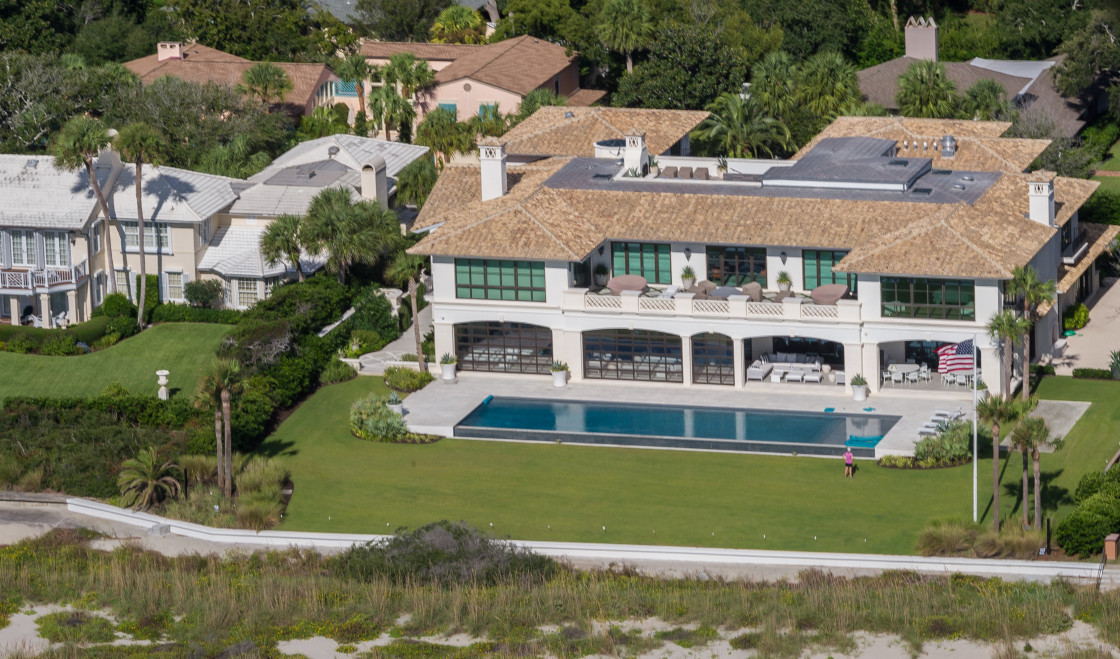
[123,45,335,111]
[358,42,481,61]
[794,117,1048,173]
[566,89,607,106]
[501,107,708,157]
[1057,223,1120,292]
[430,35,576,96]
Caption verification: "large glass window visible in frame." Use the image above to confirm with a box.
[803,250,856,292]
[115,270,132,300]
[692,333,734,385]
[706,246,766,286]
[42,231,69,267]
[10,230,32,266]
[772,337,844,366]
[455,322,553,374]
[236,278,258,308]
[166,272,184,301]
[612,242,670,284]
[454,259,546,302]
[584,329,683,382]
[122,222,170,252]
[881,277,975,321]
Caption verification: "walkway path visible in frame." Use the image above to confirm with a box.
[1052,277,1120,375]
[357,305,432,375]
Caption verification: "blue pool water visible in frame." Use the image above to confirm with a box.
[455,397,899,457]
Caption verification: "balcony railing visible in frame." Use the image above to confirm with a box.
[0,260,88,291]
[563,288,861,322]
[1062,229,1088,265]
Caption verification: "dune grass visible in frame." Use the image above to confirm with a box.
[0,323,228,402]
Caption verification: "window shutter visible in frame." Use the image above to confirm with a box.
[34,232,46,269]
[160,272,168,302]
[181,272,190,301]
[0,231,10,269]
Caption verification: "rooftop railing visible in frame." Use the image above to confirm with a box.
[563,288,861,322]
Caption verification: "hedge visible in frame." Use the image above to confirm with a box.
[151,304,243,325]
[0,316,110,346]
[1064,303,1089,331]
[4,394,201,428]
[1073,368,1114,380]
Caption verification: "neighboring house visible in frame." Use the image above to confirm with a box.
[354,36,606,122]
[123,42,340,117]
[0,136,430,323]
[409,112,1119,398]
[858,17,1096,137]
[316,0,498,25]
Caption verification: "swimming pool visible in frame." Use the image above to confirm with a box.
[454,397,900,457]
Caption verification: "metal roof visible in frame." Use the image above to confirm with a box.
[198,225,325,278]
[106,165,238,223]
[0,155,114,230]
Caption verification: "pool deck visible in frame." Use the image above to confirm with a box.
[403,373,995,458]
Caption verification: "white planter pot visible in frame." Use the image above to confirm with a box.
[552,370,568,387]
[388,403,404,415]
[681,278,695,290]
[779,282,792,293]
[441,363,457,381]
[852,385,868,402]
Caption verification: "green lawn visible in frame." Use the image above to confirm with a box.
[1095,138,1120,172]
[1091,175,1120,195]
[266,376,1118,554]
[0,323,229,402]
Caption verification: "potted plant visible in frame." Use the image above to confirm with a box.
[386,391,404,415]
[439,353,457,381]
[593,263,610,287]
[972,378,989,401]
[648,155,660,176]
[716,155,728,176]
[777,271,792,293]
[550,361,569,387]
[850,373,868,401]
[680,265,696,290]
[1111,350,1120,380]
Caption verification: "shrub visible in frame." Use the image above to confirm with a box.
[151,304,242,324]
[0,452,21,487]
[350,394,409,442]
[401,353,418,361]
[94,292,137,319]
[1081,189,1120,225]
[1055,491,1120,557]
[135,273,161,321]
[107,315,140,338]
[184,279,224,308]
[38,333,82,356]
[384,365,434,392]
[235,456,289,496]
[221,318,292,368]
[248,275,350,336]
[1064,303,1089,330]
[343,328,383,358]
[351,285,401,343]
[1030,363,1056,377]
[1073,368,1113,379]
[913,422,972,465]
[230,384,276,450]
[4,333,36,354]
[333,520,559,586]
[916,518,1044,559]
[321,357,358,384]
[92,332,121,350]
[236,495,284,530]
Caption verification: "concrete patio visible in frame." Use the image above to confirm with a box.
[1052,277,1120,375]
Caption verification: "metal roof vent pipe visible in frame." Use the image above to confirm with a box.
[941,135,957,158]
[328,145,340,160]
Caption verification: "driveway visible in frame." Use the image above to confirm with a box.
[1053,277,1120,375]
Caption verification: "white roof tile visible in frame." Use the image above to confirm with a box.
[0,155,112,230]
[107,165,238,223]
[198,225,325,278]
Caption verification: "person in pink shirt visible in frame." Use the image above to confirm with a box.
[843,448,854,479]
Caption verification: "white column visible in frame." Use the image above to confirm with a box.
[433,322,453,375]
[733,338,746,388]
[564,330,584,382]
[980,345,1002,397]
[861,342,881,393]
[9,297,20,324]
[681,334,693,387]
[843,343,863,393]
[66,290,77,324]
[39,293,51,329]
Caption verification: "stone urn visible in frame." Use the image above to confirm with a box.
[156,370,170,401]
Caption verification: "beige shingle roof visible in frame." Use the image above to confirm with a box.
[501,107,709,157]
[358,42,479,61]
[431,36,575,96]
[1057,223,1120,292]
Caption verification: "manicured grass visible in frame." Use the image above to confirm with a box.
[0,323,228,402]
[1095,139,1120,172]
[1090,174,1120,195]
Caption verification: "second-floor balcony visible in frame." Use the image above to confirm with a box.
[0,260,88,292]
[1062,229,1088,265]
[561,286,862,323]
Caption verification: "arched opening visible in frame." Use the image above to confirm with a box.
[583,329,683,382]
[691,332,734,385]
[454,322,553,374]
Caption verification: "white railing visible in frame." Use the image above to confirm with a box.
[801,304,839,319]
[745,302,784,317]
[1,260,88,291]
[562,289,861,323]
[692,299,730,315]
[585,295,622,310]
[637,297,677,313]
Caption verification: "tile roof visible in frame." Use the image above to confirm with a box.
[794,117,1048,173]
[501,107,709,157]
[567,89,608,106]
[431,36,576,96]
[123,44,336,112]
[358,42,481,61]
[198,225,325,278]
[1057,222,1120,293]
[106,165,238,223]
[0,155,113,230]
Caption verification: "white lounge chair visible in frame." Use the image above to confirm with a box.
[918,428,939,437]
[803,371,823,383]
[657,286,680,299]
[746,361,773,381]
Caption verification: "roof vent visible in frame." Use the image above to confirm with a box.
[295,166,315,179]
[941,135,957,158]
[563,111,574,119]
[327,145,340,159]
[887,159,909,167]
[960,174,974,182]
[952,183,966,190]
[25,159,38,169]
[931,169,951,175]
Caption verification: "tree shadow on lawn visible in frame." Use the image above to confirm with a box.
[1001,468,1071,517]
[254,438,298,458]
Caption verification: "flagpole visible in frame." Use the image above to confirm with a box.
[972,333,979,523]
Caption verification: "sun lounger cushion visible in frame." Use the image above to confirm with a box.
[693,168,709,180]
[678,166,693,179]
[741,281,762,302]
[659,166,677,178]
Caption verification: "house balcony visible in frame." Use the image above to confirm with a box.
[561,288,862,323]
[1062,229,1088,265]
[0,260,88,293]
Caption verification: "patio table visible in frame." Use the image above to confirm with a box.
[786,371,805,383]
[887,363,921,374]
[770,369,786,383]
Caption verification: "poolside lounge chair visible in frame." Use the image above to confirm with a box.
[657,285,680,299]
[741,281,762,302]
[678,166,693,179]
[933,409,963,419]
[693,168,709,180]
[918,427,939,437]
[659,166,678,178]
[746,360,773,381]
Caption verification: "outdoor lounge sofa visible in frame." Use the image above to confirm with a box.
[809,284,849,306]
[760,352,823,372]
[746,360,774,381]
[741,281,763,302]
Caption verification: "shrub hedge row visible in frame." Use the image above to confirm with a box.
[151,304,243,324]
[1073,368,1114,380]
[1056,469,1120,557]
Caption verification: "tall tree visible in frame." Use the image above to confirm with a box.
[336,54,376,119]
[395,157,439,209]
[261,213,308,282]
[114,122,165,327]
[988,310,1030,398]
[430,5,487,44]
[750,51,799,124]
[368,84,414,140]
[196,359,242,498]
[302,188,403,284]
[959,79,1011,121]
[795,51,861,123]
[416,107,476,169]
[1007,266,1056,401]
[353,0,452,41]
[1011,415,1063,530]
[694,93,790,158]
[52,116,118,294]
[977,395,1027,533]
[383,53,436,102]
[597,0,655,73]
[236,62,294,113]
[896,60,958,119]
[386,252,430,373]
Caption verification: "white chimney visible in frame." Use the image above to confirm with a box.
[479,138,507,201]
[157,42,183,62]
[1028,174,1055,227]
[904,17,938,61]
[623,132,648,176]
[361,155,388,210]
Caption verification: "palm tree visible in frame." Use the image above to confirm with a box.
[430,5,487,44]
[987,310,1030,398]
[416,107,476,169]
[118,447,182,511]
[749,51,798,124]
[336,53,375,119]
[196,359,241,497]
[795,51,861,122]
[261,213,307,282]
[386,252,430,372]
[468,105,509,137]
[977,395,1027,532]
[896,60,958,119]
[695,93,790,159]
[1006,398,1039,529]
[512,88,567,125]
[960,79,1010,121]
[1011,415,1063,530]
[1007,266,1056,400]
[369,84,414,141]
[52,116,117,293]
[193,375,226,496]
[383,53,436,101]
[598,0,654,73]
[114,122,165,327]
[396,157,439,209]
[302,188,403,284]
[236,62,294,112]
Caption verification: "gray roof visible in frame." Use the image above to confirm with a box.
[198,225,325,278]
[232,135,429,216]
[107,165,238,223]
[0,155,113,230]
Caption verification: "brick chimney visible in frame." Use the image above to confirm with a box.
[904,17,938,61]
[1028,173,1056,228]
[479,137,507,201]
[157,42,183,62]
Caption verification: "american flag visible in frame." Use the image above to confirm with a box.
[937,340,975,373]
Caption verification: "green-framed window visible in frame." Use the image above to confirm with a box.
[803,250,856,293]
[611,242,670,284]
[706,246,766,286]
[881,277,975,321]
[454,259,546,302]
